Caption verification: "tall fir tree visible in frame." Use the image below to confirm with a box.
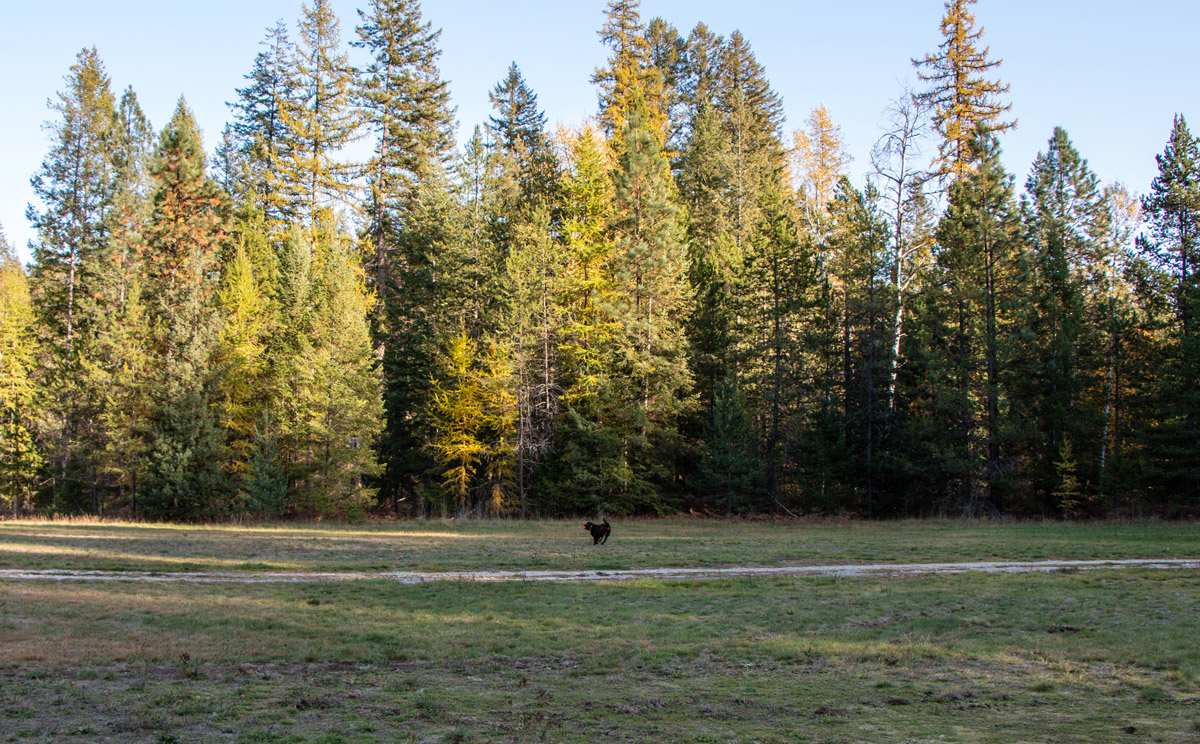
[304,232,384,517]
[354,0,454,310]
[605,98,693,510]
[487,62,560,208]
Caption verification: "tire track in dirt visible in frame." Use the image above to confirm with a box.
[1,558,1198,584]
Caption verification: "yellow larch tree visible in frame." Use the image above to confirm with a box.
[913,0,1015,183]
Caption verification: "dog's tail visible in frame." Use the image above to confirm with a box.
[602,517,609,526]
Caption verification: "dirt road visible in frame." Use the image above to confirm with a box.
[2,558,1197,584]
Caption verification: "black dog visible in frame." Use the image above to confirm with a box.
[583,519,611,545]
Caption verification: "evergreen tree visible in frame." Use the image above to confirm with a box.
[645,18,688,152]
[1017,127,1109,508]
[229,19,296,225]
[504,208,561,517]
[277,0,360,232]
[821,179,894,516]
[913,0,1014,182]
[1137,115,1200,508]
[487,62,559,207]
[698,374,759,514]
[354,0,454,309]
[379,168,457,510]
[217,242,273,477]
[139,100,234,519]
[243,413,289,517]
[605,99,693,509]
[304,232,384,517]
[924,126,1022,514]
[26,47,117,504]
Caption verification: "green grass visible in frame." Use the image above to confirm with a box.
[2,517,1198,573]
[1,519,1199,742]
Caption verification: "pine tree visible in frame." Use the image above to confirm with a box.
[278,0,360,232]
[139,100,234,519]
[913,0,1014,182]
[0,229,41,514]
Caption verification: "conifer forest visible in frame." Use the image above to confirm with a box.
[2,0,1198,521]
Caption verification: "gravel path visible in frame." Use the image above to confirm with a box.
[2,558,1198,584]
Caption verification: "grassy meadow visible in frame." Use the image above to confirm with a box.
[1,519,1199,743]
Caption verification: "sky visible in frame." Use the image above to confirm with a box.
[2,0,1197,266]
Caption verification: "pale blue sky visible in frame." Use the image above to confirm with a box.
[3,1,1197,264]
